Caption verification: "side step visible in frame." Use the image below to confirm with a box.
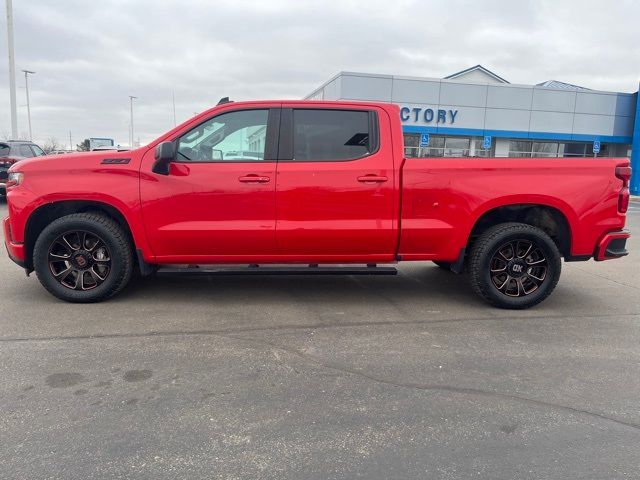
[156,264,398,276]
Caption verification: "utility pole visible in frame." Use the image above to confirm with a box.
[6,0,18,139]
[172,90,176,127]
[69,131,72,151]
[129,95,137,147]
[22,70,35,140]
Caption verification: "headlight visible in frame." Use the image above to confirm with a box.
[7,172,24,187]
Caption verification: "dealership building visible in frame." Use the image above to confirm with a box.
[306,65,640,194]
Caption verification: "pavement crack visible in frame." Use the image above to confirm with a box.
[1,312,638,344]
[217,333,640,434]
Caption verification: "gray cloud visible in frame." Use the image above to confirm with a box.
[0,0,638,146]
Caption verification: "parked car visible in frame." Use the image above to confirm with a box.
[0,140,45,196]
[3,100,631,307]
[91,145,132,152]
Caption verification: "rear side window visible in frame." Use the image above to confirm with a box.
[0,144,9,157]
[292,109,375,161]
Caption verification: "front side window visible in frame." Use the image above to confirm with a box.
[293,109,372,161]
[177,109,269,162]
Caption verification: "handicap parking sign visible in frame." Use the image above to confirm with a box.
[483,135,492,150]
[420,133,430,147]
[593,140,601,154]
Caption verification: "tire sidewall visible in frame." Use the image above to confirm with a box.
[34,217,129,303]
[478,228,561,309]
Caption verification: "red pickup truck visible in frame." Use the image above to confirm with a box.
[3,100,631,308]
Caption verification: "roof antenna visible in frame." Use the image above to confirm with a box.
[217,97,232,105]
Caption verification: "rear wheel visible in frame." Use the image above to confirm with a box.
[33,213,133,303]
[468,222,561,309]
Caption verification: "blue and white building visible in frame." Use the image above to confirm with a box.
[306,65,639,194]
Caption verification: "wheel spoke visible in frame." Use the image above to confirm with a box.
[48,230,112,291]
[494,274,510,291]
[517,242,533,259]
[489,238,549,298]
[54,265,74,279]
[62,234,79,251]
[75,271,83,290]
[528,268,547,282]
[526,257,546,265]
[90,266,107,282]
[490,258,507,272]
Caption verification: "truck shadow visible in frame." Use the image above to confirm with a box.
[118,265,499,315]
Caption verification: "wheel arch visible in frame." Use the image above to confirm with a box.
[468,202,573,259]
[24,200,137,271]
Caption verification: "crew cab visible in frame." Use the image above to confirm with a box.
[3,100,631,308]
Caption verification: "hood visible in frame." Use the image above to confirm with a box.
[9,148,145,173]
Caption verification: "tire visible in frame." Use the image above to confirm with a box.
[33,212,133,303]
[468,222,561,309]
[432,261,452,271]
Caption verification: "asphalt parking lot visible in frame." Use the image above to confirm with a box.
[1,197,639,480]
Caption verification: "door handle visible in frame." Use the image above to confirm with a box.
[357,175,388,183]
[239,174,270,183]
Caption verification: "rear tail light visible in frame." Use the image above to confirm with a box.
[615,165,631,214]
[0,157,18,167]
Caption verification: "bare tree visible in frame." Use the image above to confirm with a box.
[0,131,11,141]
[77,139,90,151]
[42,136,61,153]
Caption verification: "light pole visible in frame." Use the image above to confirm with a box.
[6,0,18,139]
[172,90,176,127]
[22,70,35,140]
[129,95,137,147]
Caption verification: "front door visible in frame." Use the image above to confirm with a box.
[275,106,397,261]
[140,107,279,262]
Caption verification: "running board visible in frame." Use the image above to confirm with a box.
[156,265,398,276]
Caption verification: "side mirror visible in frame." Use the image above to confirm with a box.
[152,141,176,175]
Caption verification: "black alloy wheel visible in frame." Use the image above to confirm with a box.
[468,222,561,309]
[488,239,547,297]
[33,212,133,303]
[48,230,112,291]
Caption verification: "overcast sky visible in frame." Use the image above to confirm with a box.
[0,0,639,147]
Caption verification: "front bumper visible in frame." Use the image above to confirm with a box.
[3,216,26,268]
[595,230,630,261]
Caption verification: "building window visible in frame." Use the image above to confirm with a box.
[472,138,492,157]
[532,142,559,157]
[403,134,471,157]
[426,136,446,157]
[443,137,470,157]
[508,140,532,157]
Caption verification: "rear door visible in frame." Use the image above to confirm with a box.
[275,105,397,260]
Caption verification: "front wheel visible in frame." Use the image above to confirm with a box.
[468,223,561,309]
[33,213,133,303]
